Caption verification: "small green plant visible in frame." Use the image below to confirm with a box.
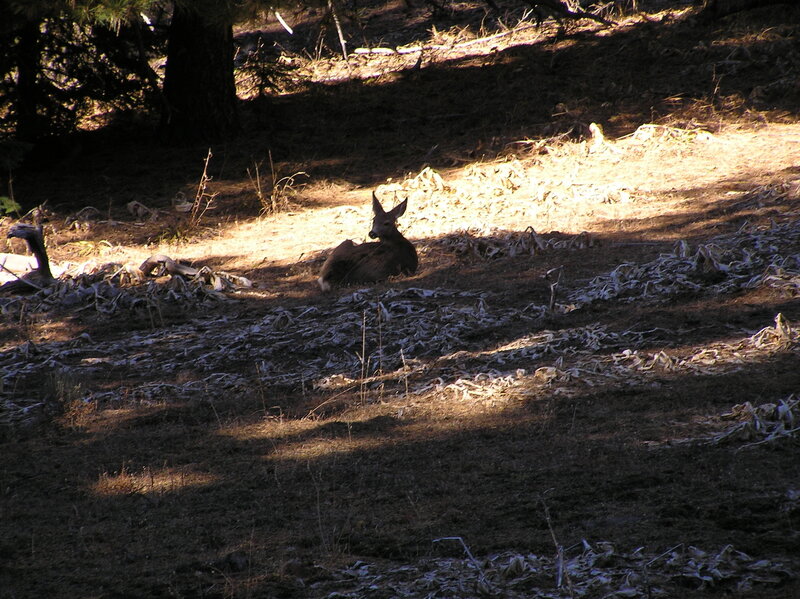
[153,225,191,246]
[0,195,21,216]
[0,141,31,214]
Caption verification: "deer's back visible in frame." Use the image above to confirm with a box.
[320,237,417,287]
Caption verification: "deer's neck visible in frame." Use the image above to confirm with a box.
[377,231,409,245]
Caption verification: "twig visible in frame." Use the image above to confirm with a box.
[432,536,494,591]
[646,543,683,567]
[545,266,564,312]
[246,162,265,208]
[738,425,800,450]
[274,11,293,35]
[190,149,217,228]
[359,309,367,403]
[306,385,356,418]
[400,348,410,398]
[0,261,45,291]
[307,462,330,553]
[328,0,348,60]
[262,151,307,214]
[139,254,199,278]
[540,493,575,597]
[377,304,384,380]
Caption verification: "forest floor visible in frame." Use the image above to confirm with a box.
[2,1,800,597]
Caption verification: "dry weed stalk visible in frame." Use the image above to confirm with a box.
[354,19,541,55]
[540,492,576,597]
[358,309,368,403]
[545,265,564,311]
[376,304,385,402]
[400,348,410,398]
[327,0,348,59]
[189,149,218,230]
[248,152,307,214]
[308,462,349,557]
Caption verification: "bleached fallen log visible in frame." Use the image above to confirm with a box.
[353,23,541,56]
[139,254,200,278]
[139,254,252,291]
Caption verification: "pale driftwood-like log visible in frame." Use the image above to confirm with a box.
[0,224,55,294]
[139,254,200,278]
[353,23,541,57]
[0,253,37,274]
[351,5,614,64]
[138,254,253,292]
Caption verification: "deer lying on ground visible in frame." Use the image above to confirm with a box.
[318,192,418,291]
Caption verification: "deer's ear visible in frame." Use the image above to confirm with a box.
[389,198,408,219]
[372,191,386,215]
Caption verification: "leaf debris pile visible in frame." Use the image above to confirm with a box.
[432,227,596,260]
[2,213,800,428]
[409,312,797,409]
[2,291,797,440]
[0,255,251,317]
[710,394,800,448]
[675,393,800,450]
[570,219,800,305]
[307,542,793,599]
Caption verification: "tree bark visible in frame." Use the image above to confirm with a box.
[15,18,46,142]
[160,3,239,144]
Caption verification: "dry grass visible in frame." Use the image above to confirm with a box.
[3,2,800,597]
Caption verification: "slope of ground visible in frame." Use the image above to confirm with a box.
[2,2,800,597]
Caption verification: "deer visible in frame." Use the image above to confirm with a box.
[318,192,418,291]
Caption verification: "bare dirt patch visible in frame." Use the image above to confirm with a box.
[2,2,800,597]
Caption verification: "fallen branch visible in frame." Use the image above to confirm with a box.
[433,537,495,593]
[139,254,253,292]
[540,493,575,596]
[354,22,541,56]
[139,254,200,278]
[0,224,55,294]
[0,261,46,291]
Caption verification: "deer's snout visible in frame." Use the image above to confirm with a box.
[369,231,378,239]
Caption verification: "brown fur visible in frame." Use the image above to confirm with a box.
[318,192,418,291]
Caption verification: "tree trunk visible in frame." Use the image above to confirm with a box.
[15,18,46,142]
[160,3,239,143]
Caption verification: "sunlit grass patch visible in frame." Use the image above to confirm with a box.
[92,465,218,497]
